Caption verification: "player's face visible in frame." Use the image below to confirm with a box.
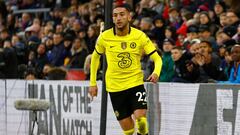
[113,7,131,30]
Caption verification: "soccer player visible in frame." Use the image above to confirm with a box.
[89,3,162,135]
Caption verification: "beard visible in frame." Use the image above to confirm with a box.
[116,23,128,31]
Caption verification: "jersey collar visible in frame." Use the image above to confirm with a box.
[113,25,131,35]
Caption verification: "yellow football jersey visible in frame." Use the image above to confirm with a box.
[95,27,156,92]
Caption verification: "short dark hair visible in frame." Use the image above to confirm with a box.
[172,46,183,51]
[113,3,132,12]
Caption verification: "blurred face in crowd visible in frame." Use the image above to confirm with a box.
[25,74,36,80]
[193,12,200,24]
[73,38,82,50]
[226,11,239,25]
[140,0,150,7]
[171,48,183,61]
[61,16,69,26]
[11,35,20,46]
[219,47,226,58]
[220,13,228,27]
[237,25,240,34]
[224,51,232,63]
[53,33,63,45]
[3,40,11,48]
[198,30,211,39]
[0,31,9,40]
[187,32,198,41]
[154,20,164,28]
[43,64,52,76]
[163,42,174,52]
[199,42,212,55]
[177,34,185,45]
[165,29,172,39]
[189,43,200,54]
[216,32,230,45]
[7,14,14,24]
[78,31,86,39]
[73,20,81,32]
[112,7,131,30]
[139,18,152,31]
[199,13,210,25]
[33,18,41,25]
[231,45,240,62]
[56,24,63,33]
[22,13,30,23]
[87,26,95,38]
[28,51,35,61]
[37,44,46,55]
[46,38,53,48]
[214,4,224,15]
[64,40,72,48]
[169,10,179,22]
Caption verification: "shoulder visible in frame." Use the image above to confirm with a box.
[100,28,114,40]
[130,27,145,39]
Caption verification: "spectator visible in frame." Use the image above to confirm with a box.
[199,11,218,35]
[189,38,201,55]
[213,1,226,25]
[62,34,73,66]
[226,10,240,28]
[35,43,49,78]
[193,41,227,82]
[3,40,18,78]
[86,24,100,54]
[151,15,165,50]
[139,17,153,33]
[219,46,233,78]
[219,12,228,28]
[51,32,65,66]
[67,38,88,68]
[0,29,11,44]
[20,13,32,30]
[232,24,240,43]
[42,64,53,79]
[165,26,178,43]
[168,7,182,29]
[11,34,27,65]
[183,25,199,50]
[47,67,67,80]
[159,38,175,82]
[198,24,218,52]
[220,45,240,83]
[171,46,200,82]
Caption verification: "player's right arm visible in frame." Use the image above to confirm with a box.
[89,34,105,99]
[89,50,101,99]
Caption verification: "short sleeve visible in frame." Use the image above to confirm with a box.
[95,34,105,54]
[141,33,156,55]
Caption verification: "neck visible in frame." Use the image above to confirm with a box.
[115,24,130,36]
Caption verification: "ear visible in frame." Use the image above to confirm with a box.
[128,13,132,22]
[208,47,212,53]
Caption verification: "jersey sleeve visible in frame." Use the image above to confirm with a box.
[95,34,105,54]
[141,33,156,55]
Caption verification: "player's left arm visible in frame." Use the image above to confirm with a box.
[148,51,162,83]
[142,34,162,83]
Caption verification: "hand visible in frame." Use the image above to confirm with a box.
[194,53,205,66]
[186,63,194,72]
[147,73,159,83]
[89,86,98,101]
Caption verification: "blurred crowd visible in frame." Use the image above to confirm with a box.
[0,0,239,83]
